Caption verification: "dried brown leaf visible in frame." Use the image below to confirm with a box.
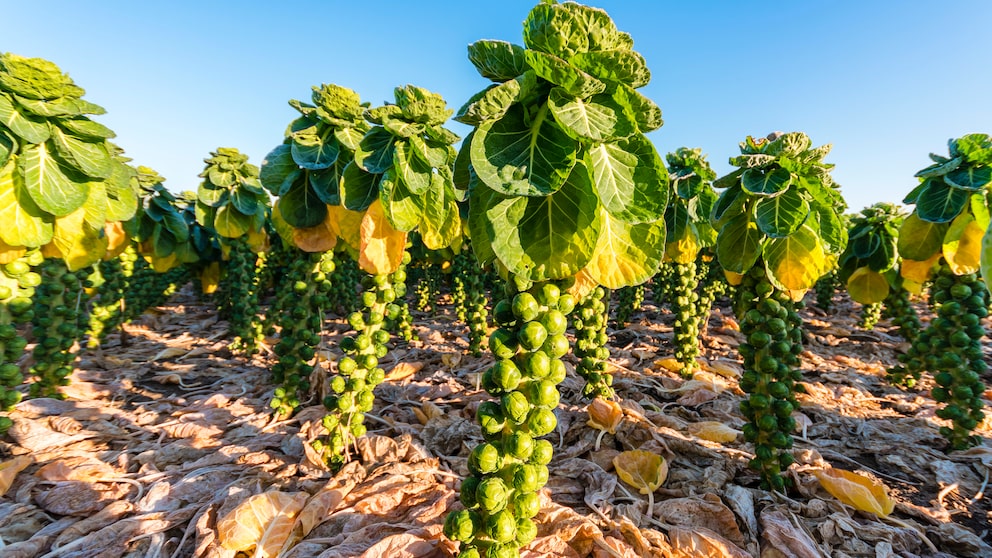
[385,361,424,382]
[655,493,745,546]
[151,346,189,361]
[759,510,821,558]
[669,526,751,558]
[0,456,32,497]
[217,490,308,557]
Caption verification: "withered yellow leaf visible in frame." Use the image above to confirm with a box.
[568,267,598,300]
[587,397,623,434]
[613,449,668,494]
[358,200,407,276]
[292,208,337,253]
[217,491,308,557]
[200,261,221,294]
[687,421,740,443]
[901,253,940,284]
[384,361,424,382]
[0,456,32,497]
[103,222,129,259]
[943,215,983,275]
[654,357,684,373]
[329,204,364,252]
[812,467,894,517]
[0,235,25,264]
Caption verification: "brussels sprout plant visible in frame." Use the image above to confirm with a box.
[446,2,671,556]
[712,132,846,490]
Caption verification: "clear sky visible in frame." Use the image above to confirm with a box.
[4,1,990,213]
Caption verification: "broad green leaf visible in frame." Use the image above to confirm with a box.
[729,154,776,169]
[354,127,395,174]
[56,117,115,141]
[569,50,650,88]
[308,163,343,205]
[278,181,327,229]
[561,2,632,51]
[0,158,53,247]
[13,94,82,117]
[467,40,529,82]
[104,161,137,222]
[394,85,452,126]
[612,85,662,133]
[523,3,589,59]
[207,167,235,188]
[195,201,216,230]
[379,171,422,232]
[487,161,601,281]
[161,208,189,242]
[260,145,297,195]
[409,136,451,168]
[51,128,113,179]
[665,209,699,264]
[548,87,636,143]
[981,221,992,295]
[0,93,50,144]
[523,50,605,98]
[340,162,381,212]
[764,224,827,291]
[811,201,847,256]
[585,208,665,289]
[711,184,743,227]
[468,184,499,266]
[587,133,668,223]
[382,117,424,138]
[453,130,474,192]
[713,168,744,190]
[422,199,461,251]
[755,187,809,238]
[764,133,812,157]
[915,156,962,179]
[915,179,969,223]
[716,214,761,274]
[972,192,991,230]
[456,73,537,126]
[942,212,983,275]
[944,165,991,191]
[846,266,889,304]
[954,133,992,163]
[334,127,364,152]
[0,130,14,168]
[393,141,431,195]
[0,54,84,100]
[16,142,88,217]
[197,183,227,208]
[213,205,251,238]
[80,179,107,230]
[471,104,577,197]
[150,223,177,258]
[675,175,703,200]
[292,127,339,170]
[741,167,792,196]
[230,187,259,217]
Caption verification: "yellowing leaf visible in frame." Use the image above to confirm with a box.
[292,208,337,253]
[903,279,924,295]
[328,204,364,252]
[664,228,699,264]
[900,253,940,283]
[846,266,889,305]
[217,491,308,557]
[247,226,269,253]
[687,421,740,443]
[764,224,827,291]
[613,449,667,494]
[149,253,178,273]
[0,235,25,264]
[103,221,129,259]
[52,207,106,270]
[584,208,665,289]
[654,357,684,373]
[587,397,623,434]
[200,261,220,294]
[358,200,406,275]
[943,212,983,275]
[384,361,424,382]
[0,456,32,497]
[812,467,895,517]
[982,220,992,296]
[568,267,598,299]
[700,359,742,379]
[724,270,744,286]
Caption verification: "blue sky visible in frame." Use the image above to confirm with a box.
[5,1,990,213]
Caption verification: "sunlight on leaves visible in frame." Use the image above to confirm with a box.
[217,490,308,557]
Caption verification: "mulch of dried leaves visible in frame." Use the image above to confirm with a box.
[1,287,990,558]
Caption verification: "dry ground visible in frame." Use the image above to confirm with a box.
[0,285,990,557]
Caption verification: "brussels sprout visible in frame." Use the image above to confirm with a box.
[469,443,503,475]
[476,477,510,513]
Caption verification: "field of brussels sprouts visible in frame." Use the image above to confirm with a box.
[1,0,992,556]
